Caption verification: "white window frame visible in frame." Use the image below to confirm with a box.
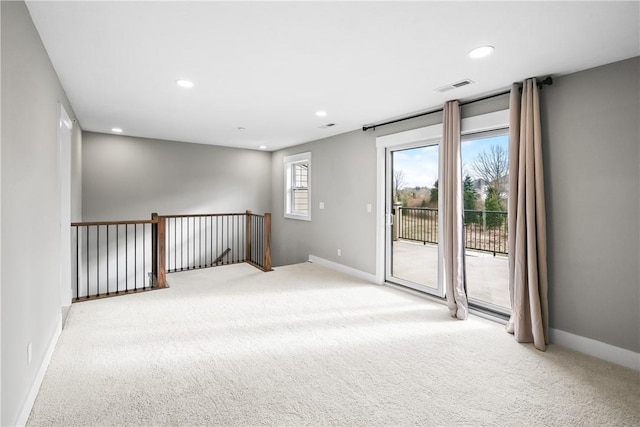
[284,152,311,221]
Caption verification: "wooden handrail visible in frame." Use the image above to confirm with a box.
[71,219,155,227]
[160,212,246,219]
[212,248,231,266]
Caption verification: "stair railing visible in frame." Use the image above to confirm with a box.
[71,210,272,301]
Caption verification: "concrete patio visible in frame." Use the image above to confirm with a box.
[391,239,510,310]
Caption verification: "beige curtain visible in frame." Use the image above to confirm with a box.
[442,100,468,320]
[506,79,549,351]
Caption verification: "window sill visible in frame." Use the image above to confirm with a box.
[284,213,311,221]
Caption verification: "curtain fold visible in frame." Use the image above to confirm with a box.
[442,100,468,320]
[506,79,549,351]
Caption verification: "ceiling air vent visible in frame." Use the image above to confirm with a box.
[435,78,474,93]
[319,123,336,129]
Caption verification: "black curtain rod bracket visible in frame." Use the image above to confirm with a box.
[538,76,553,88]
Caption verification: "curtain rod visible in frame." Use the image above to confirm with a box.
[361,76,552,132]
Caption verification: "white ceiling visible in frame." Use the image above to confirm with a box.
[26,1,639,152]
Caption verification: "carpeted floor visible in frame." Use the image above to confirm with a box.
[28,262,640,426]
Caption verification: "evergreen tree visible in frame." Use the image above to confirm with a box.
[463,175,479,224]
[399,191,409,207]
[485,186,504,228]
[429,180,438,207]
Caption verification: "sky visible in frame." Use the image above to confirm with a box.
[393,134,508,189]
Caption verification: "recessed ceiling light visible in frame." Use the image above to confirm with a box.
[176,79,194,88]
[315,111,327,117]
[237,127,246,131]
[468,45,494,59]
[259,145,267,150]
[111,127,123,133]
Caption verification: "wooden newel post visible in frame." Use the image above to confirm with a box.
[151,213,158,285]
[245,210,252,263]
[264,213,272,271]
[157,215,167,288]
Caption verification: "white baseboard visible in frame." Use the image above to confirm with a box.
[308,255,378,284]
[550,328,640,371]
[15,314,62,426]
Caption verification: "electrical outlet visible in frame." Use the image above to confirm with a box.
[367,204,372,213]
[337,249,342,257]
[27,342,32,364]
[319,202,325,209]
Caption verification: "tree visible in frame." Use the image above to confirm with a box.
[393,170,405,203]
[471,145,508,192]
[399,193,409,207]
[463,175,479,224]
[485,186,504,229]
[429,180,438,207]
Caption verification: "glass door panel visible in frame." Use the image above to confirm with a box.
[386,144,443,297]
[461,131,511,313]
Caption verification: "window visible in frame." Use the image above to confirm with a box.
[284,152,311,220]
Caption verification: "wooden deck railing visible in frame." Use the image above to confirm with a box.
[71,210,271,301]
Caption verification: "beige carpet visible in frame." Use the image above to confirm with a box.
[28,262,639,426]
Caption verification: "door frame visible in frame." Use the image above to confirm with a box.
[375,123,443,288]
[58,104,73,307]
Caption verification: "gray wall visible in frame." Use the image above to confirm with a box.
[1,1,80,424]
[82,132,271,221]
[1,4,3,422]
[271,130,378,273]
[541,57,639,353]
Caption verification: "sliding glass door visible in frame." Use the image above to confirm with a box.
[377,110,511,317]
[385,141,443,297]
